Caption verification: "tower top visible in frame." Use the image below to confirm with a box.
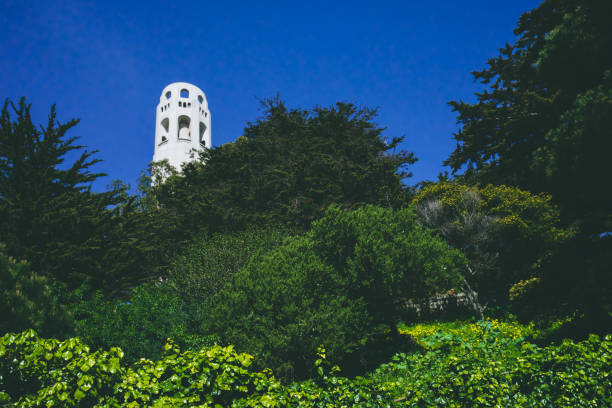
[153,82,211,172]
[159,82,209,109]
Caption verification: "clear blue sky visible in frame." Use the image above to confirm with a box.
[1,0,542,191]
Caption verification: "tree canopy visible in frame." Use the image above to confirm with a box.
[0,98,121,288]
[0,99,156,292]
[149,97,416,237]
[445,0,612,234]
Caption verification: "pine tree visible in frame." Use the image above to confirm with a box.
[0,98,122,289]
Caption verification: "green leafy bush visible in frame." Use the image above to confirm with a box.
[73,228,294,364]
[413,182,573,306]
[0,331,392,407]
[209,205,465,379]
[373,320,612,407]
[0,244,69,337]
[73,283,197,363]
[168,227,295,323]
[0,330,123,406]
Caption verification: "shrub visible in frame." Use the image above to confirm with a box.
[0,330,392,407]
[168,226,295,323]
[373,320,612,407]
[73,283,197,363]
[209,205,465,379]
[0,244,69,337]
[73,228,294,364]
[413,182,573,306]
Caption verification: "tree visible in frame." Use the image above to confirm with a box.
[149,98,417,236]
[168,226,295,325]
[413,182,572,307]
[445,0,612,234]
[0,98,126,290]
[0,244,69,337]
[209,205,465,380]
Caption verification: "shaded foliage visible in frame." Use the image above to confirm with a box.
[0,99,157,293]
[446,0,612,234]
[148,98,416,239]
[517,234,612,337]
[72,283,198,364]
[168,226,295,327]
[0,245,69,337]
[209,205,464,380]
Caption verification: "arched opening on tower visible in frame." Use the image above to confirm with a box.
[178,115,191,141]
[180,89,189,98]
[199,122,207,147]
[161,117,169,133]
[159,117,170,145]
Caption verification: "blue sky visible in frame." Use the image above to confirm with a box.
[1,0,542,191]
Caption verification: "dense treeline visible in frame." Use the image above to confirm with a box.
[446,0,612,235]
[1,0,611,405]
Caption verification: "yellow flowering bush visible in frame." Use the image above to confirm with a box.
[412,181,575,305]
[399,319,534,348]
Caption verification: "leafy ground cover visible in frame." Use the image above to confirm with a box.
[372,319,611,407]
[0,330,392,407]
[2,320,609,407]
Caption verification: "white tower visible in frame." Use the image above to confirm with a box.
[153,82,211,170]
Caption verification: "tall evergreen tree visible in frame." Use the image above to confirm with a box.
[0,98,124,290]
[446,0,612,234]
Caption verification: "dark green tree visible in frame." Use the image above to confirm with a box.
[0,98,134,291]
[150,98,416,237]
[445,0,612,234]
[209,205,465,380]
[0,244,70,336]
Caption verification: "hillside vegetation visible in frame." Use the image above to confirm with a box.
[1,0,611,406]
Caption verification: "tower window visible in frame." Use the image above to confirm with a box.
[178,115,191,141]
[165,91,171,99]
[198,95,203,104]
[188,102,191,107]
[180,89,189,98]
[161,117,169,133]
[199,122,207,146]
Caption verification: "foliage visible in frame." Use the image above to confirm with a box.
[148,98,416,237]
[0,244,69,337]
[209,205,465,380]
[0,98,157,293]
[73,283,201,364]
[518,234,612,335]
[0,331,393,407]
[445,0,612,234]
[73,226,296,365]
[373,320,612,407]
[0,98,115,288]
[0,330,124,407]
[168,226,295,323]
[413,182,573,305]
